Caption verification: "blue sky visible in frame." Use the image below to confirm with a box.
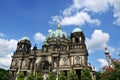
[0,0,120,70]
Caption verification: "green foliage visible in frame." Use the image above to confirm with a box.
[0,68,10,80]
[69,70,78,80]
[35,72,43,80]
[27,72,35,80]
[96,59,120,80]
[48,72,56,80]
[17,71,24,80]
[81,67,92,80]
[58,71,66,80]
[95,71,102,80]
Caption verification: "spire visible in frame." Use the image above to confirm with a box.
[57,21,61,29]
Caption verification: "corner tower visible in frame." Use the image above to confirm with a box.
[10,37,31,80]
[70,27,88,66]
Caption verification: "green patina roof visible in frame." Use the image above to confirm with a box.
[72,27,82,33]
[48,29,67,38]
[42,40,48,46]
[20,36,30,41]
[47,23,68,39]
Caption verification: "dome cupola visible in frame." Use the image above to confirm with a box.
[20,36,30,41]
[72,27,82,33]
[47,23,68,39]
[16,36,31,52]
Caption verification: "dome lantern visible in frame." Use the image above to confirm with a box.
[20,36,30,41]
[57,22,61,29]
[47,23,68,39]
[72,27,82,33]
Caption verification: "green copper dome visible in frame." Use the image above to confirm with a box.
[48,29,67,39]
[42,40,48,46]
[47,23,68,39]
[72,27,82,33]
[20,36,30,41]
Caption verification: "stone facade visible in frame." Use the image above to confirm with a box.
[10,23,95,80]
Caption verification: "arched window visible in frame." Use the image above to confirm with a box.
[79,36,82,43]
[62,34,65,38]
[63,57,67,66]
[40,61,49,70]
[52,33,55,38]
[75,37,79,43]
[75,56,80,64]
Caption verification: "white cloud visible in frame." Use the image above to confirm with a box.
[63,0,109,15]
[48,29,53,33]
[112,0,120,26]
[83,0,109,13]
[34,32,46,42]
[61,12,100,26]
[0,39,18,57]
[97,59,108,67]
[51,0,120,26]
[86,30,110,52]
[0,38,18,69]
[0,54,12,69]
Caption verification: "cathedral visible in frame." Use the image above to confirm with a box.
[10,23,95,80]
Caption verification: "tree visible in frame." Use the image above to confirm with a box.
[0,68,10,80]
[27,72,35,80]
[98,59,120,80]
[95,71,102,80]
[35,72,43,80]
[81,67,92,80]
[111,61,120,80]
[17,71,24,80]
[69,69,78,80]
[58,71,66,80]
[48,72,56,80]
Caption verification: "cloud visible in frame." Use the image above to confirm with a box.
[83,0,109,13]
[34,32,46,42]
[86,30,110,52]
[112,0,120,26]
[51,0,120,26]
[0,38,18,69]
[61,12,100,26]
[63,0,109,16]
[48,29,53,33]
[0,54,12,69]
[97,59,108,67]
[0,39,18,57]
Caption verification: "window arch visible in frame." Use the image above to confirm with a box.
[75,56,80,64]
[62,34,65,38]
[52,33,55,38]
[75,37,79,43]
[40,61,49,70]
[63,57,67,66]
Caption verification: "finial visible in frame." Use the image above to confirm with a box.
[57,20,61,29]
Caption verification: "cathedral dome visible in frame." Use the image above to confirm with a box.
[43,40,48,46]
[47,23,68,39]
[20,36,30,41]
[72,27,82,33]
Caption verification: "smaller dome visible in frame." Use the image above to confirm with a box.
[20,36,30,41]
[42,40,48,46]
[72,27,82,33]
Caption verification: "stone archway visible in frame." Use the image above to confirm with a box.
[41,61,49,69]
[39,60,49,80]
